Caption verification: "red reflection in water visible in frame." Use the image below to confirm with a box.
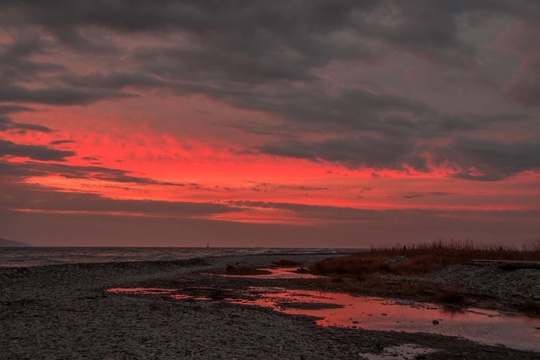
[170,294,213,301]
[107,288,174,295]
[231,287,540,352]
[106,286,540,352]
[220,267,321,279]
[107,287,213,301]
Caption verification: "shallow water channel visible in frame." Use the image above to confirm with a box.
[108,268,540,352]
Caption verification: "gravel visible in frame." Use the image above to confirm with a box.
[430,262,540,301]
[1,254,539,359]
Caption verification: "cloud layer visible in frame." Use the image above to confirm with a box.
[1,1,539,245]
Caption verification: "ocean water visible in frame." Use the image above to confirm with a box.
[0,247,361,268]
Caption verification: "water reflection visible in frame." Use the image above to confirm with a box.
[108,288,173,295]
[220,267,321,279]
[233,287,539,352]
[107,286,540,352]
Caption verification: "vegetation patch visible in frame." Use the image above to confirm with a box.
[299,240,540,315]
[435,290,467,305]
[311,240,540,277]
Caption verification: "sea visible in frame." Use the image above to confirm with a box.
[0,247,362,268]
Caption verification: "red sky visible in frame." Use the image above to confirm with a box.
[1,1,539,247]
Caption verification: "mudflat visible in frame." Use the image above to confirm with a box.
[1,254,539,359]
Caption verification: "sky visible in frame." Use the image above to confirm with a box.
[1,1,539,247]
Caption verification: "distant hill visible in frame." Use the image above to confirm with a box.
[0,238,31,247]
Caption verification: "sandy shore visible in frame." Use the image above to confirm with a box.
[1,254,539,359]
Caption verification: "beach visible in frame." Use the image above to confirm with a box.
[1,254,539,359]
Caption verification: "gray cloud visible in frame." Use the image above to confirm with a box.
[0,183,238,218]
[0,33,135,106]
[49,140,75,145]
[505,57,540,106]
[0,84,136,106]
[0,1,528,67]
[500,19,540,106]
[259,135,540,181]
[0,160,185,187]
[0,0,538,181]
[401,192,452,199]
[434,138,540,181]
[229,200,390,222]
[0,34,64,83]
[249,183,328,193]
[0,105,34,114]
[0,140,74,161]
[226,87,530,140]
[0,116,51,133]
[260,136,426,171]
[227,200,540,232]
[59,72,166,90]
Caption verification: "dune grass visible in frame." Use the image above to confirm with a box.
[311,240,540,277]
[302,240,540,312]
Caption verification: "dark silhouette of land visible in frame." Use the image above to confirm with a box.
[0,238,31,247]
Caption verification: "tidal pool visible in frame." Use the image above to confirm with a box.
[219,267,321,279]
[107,285,540,352]
[232,287,540,352]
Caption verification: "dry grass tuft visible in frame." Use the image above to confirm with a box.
[301,240,540,315]
[371,239,540,262]
[312,240,540,277]
[435,290,467,305]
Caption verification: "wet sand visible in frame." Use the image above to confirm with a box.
[1,254,539,359]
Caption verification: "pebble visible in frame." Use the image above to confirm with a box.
[1,255,539,360]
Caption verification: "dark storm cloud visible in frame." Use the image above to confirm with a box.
[0,0,536,92]
[1,0,539,180]
[506,75,540,106]
[0,117,51,133]
[0,33,135,105]
[0,160,185,187]
[229,200,401,221]
[249,183,328,193]
[260,136,426,171]
[434,138,540,181]
[1,0,536,109]
[0,183,238,217]
[0,105,34,115]
[59,72,166,90]
[49,140,75,145]
[256,109,537,178]
[0,140,74,161]
[0,0,528,66]
[0,34,64,82]
[505,57,540,106]
[259,134,540,180]
[0,84,136,106]
[226,87,529,139]
[401,192,452,199]
[228,200,540,230]
[500,19,540,106]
